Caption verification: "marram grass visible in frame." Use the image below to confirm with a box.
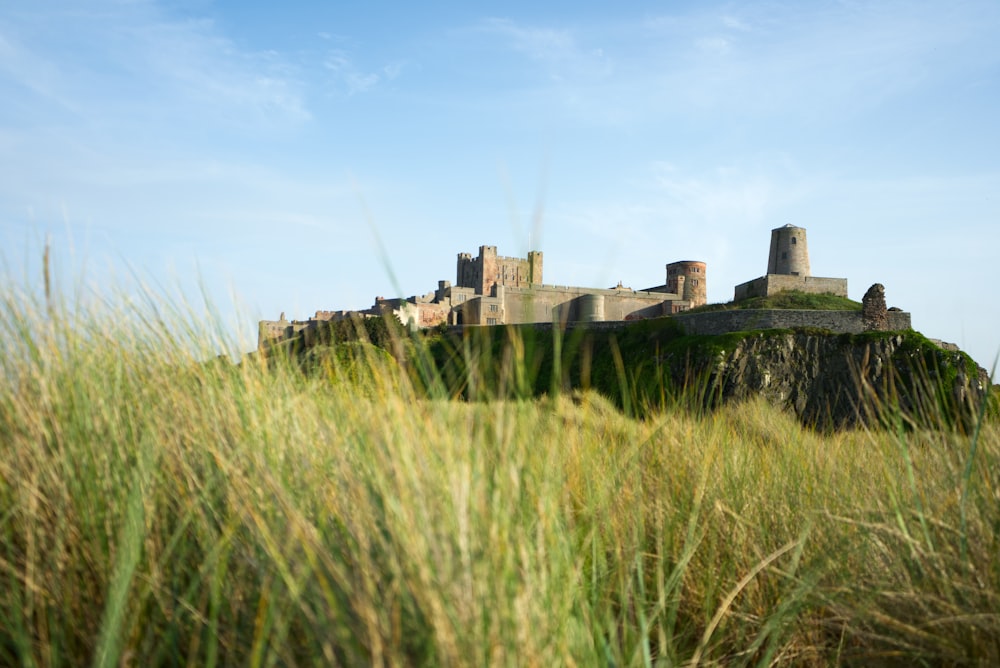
[0,284,998,666]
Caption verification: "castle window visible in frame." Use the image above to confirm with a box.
[781,252,787,260]
[692,279,699,286]
[791,237,797,245]
[489,304,498,312]
[487,318,497,325]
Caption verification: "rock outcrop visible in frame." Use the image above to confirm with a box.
[665,330,990,431]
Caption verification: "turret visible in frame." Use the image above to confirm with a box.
[666,260,707,307]
[527,250,543,286]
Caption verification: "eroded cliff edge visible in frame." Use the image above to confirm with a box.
[658,329,991,430]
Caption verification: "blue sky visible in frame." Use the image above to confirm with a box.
[2,0,999,368]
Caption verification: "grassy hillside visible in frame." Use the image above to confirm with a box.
[415,318,986,431]
[2,289,998,665]
[688,290,863,313]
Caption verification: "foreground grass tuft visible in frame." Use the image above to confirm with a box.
[0,284,997,666]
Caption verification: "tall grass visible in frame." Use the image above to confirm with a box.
[0,279,997,666]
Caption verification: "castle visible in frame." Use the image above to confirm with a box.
[259,243,706,347]
[258,225,907,348]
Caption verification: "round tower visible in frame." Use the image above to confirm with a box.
[766,224,811,276]
[579,294,606,322]
[665,260,707,307]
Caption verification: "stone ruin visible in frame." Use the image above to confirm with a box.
[862,283,888,331]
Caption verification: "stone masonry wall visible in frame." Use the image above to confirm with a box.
[673,309,911,336]
[734,275,849,301]
[500,284,681,325]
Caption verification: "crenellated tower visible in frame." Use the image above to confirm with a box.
[456,245,543,295]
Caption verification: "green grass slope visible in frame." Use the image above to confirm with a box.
[414,317,986,431]
[687,289,863,313]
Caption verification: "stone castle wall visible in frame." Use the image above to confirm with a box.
[734,275,848,301]
[672,309,911,337]
[495,284,683,325]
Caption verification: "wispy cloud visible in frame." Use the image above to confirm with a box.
[479,17,613,81]
[470,2,1000,129]
[0,1,310,127]
[540,156,812,294]
[0,0,323,249]
[482,18,576,62]
[651,161,782,228]
[695,36,731,56]
[130,17,311,124]
[643,1,1000,118]
[323,49,404,95]
[721,15,751,32]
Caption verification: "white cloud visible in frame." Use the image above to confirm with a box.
[467,3,999,129]
[721,15,751,31]
[479,17,613,80]
[382,61,404,80]
[481,17,575,61]
[695,36,731,56]
[632,2,1000,121]
[0,1,310,127]
[118,14,311,123]
[651,162,778,226]
[0,30,81,113]
[323,49,402,94]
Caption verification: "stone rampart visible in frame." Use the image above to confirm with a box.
[673,309,911,336]
[452,310,910,338]
[734,275,848,301]
[500,284,681,324]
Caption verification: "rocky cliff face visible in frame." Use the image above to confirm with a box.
[673,331,991,431]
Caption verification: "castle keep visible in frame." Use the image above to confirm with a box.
[456,246,543,295]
